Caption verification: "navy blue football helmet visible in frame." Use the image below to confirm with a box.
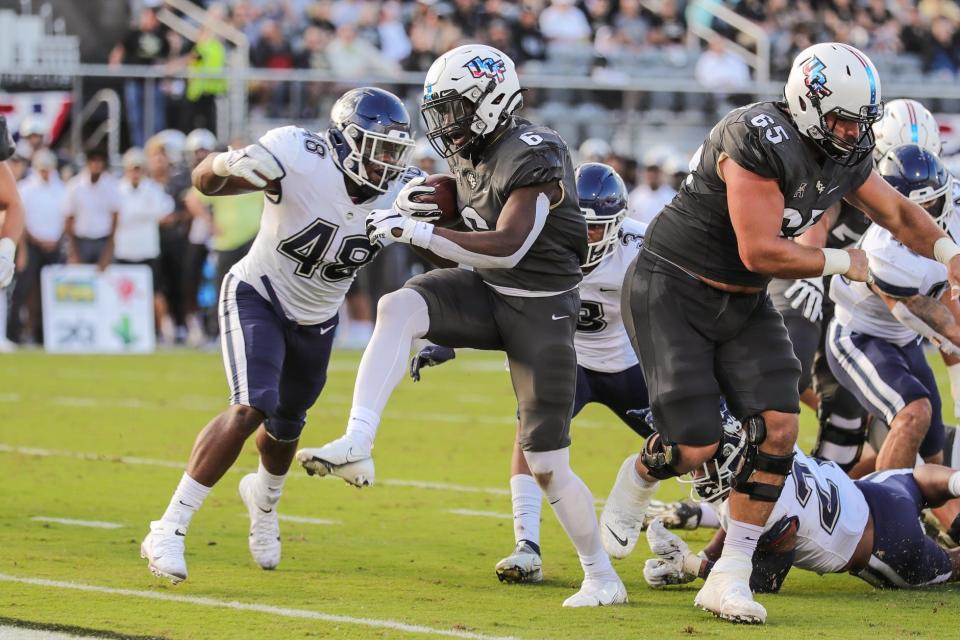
[575,162,628,268]
[877,143,954,230]
[329,87,414,194]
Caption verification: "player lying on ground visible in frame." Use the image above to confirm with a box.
[298,45,627,607]
[643,417,960,593]
[827,143,960,471]
[140,87,416,583]
[601,42,960,624]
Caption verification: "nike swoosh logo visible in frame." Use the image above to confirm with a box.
[178,500,194,508]
[320,325,335,335]
[175,529,186,537]
[549,498,561,505]
[551,314,570,320]
[605,524,629,547]
[827,186,841,194]
[599,288,618,293]
[258,506,273,514]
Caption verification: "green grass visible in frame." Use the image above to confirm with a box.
[0,349,957,639]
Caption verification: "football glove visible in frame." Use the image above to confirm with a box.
[211,144,283,188]
[784,276,824,323]
[0,116,13,162]
[366,209,433,248]
[394,176,442,222]
[410,345,456,382]
[0,237,15,288]
[642,518,699,587]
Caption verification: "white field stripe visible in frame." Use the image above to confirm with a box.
[238,514,342,526]
[31,516,123,529]
[0,574,524,640]
[448,509,513,520]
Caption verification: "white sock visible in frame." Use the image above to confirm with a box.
[525,449,618,583]
[948,470,960,498]
[161,473,212,528]
[723,518,764,558]
[346,289,430,449]
[256,461,286,505]
[510,474,542,548]
[699,501,721,528]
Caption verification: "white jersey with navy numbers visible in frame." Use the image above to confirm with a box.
[720,448,869,574]
[575,218,646,373]
[944,177,960,242]
[231,126,416,324]
[830,223,948,346]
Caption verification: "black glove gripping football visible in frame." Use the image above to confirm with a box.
[409,345,456,382]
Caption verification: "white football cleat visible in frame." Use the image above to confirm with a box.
[495,541,543,583]
[694,554,766,624]
[600,454,657,559]
[141,520,187,584]
[238,473,281,570]
[562,578,628,607]
[296,436,375,488]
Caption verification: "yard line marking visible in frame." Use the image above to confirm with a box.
[381,479,510,496]
[0,574,524,640]
[31,517,124,529]
[236,514,342,526]
[448,509,513,520]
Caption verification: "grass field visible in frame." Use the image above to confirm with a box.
[1,349,958,639]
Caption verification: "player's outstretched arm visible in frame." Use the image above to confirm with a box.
[724,158,868,282]
[192,145,281,196]
[873,285,960,356]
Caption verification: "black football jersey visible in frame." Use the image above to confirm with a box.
[645,101,873,288]
[826,201,871,250]
[446,117,586,293]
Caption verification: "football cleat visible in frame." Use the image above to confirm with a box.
[495,540,543,583]
[695,554,767,624]
[600,454,656,559]
[296,436,375,487]
[561,578,628,608]
[238,473,281,570]
[141,520,188,584]
[645,500,703,530]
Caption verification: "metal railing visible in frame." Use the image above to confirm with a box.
[70,88,121,165]
[685,0,771,83]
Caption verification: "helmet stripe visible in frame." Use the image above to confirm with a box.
[838,44,877,107]
[906,100,919,143]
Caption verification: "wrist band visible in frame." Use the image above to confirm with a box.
[820,248,851,276]
[211,152,230,177]
[934,237,960,265]
[410,221,434,248]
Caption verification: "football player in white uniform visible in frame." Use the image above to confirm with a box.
[827,143,959,472]
[140,87,417,583]
[642,418,960,596]
[0,115,24,290]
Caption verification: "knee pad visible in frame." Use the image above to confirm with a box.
[376,288,429,333]
[523,448,574,493]
[731,416,795,502]
[812,412,867,471]
[640,432,684,480]
[264,413,306,443]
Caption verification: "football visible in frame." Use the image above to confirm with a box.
[413,173,460,228]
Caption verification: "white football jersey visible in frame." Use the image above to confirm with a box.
[943,177,960,242]
[720,448,869,575]
[231,126,416,324]
[575,218,646,372]
[830,223,947,346]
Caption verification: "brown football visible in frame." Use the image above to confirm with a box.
[412,173,460,228]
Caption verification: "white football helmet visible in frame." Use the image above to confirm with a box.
[184,128,218,166]
[872,98,942,163]
[421,44,523,157]
[784,42,883,165]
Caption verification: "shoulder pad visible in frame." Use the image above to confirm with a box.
[258,126,331,175]
[720,103,801,182]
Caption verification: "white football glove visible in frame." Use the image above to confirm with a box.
[0,237,15,288]
[394,176,442,222]
[211,144,283,188]
[784,276,824,323]
[642,518,698,588]
[366,209,433,248]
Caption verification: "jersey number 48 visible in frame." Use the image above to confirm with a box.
[277,218,378,281]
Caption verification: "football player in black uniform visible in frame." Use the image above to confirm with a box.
[297,45,627,607]
[600,42,960,624]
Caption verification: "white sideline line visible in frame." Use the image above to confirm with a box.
[0,574,524,640]
[238,514,342,526]
[383,479,510,496]
[448,509,513,520]
[31,516,123,529]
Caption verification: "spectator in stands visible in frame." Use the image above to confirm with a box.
[453,0,485,36]
[8,149,64,345]
[231,0,263,43]
[695,36,752,114]
[919,0,960,23]
[16,118,46,165]
[899,3,930,57]
[327,22,400,78]
[305,0,336,34]
[168,23,227,133]
[377,1,412,64]
[646,0,687,48]
[924,16,960,77]
[181,129,218,346]
[251,19,298,118]
[115,147,176,342]
[487,19,523,67]
[539,0,592,44]
[628,150,677,225]
[515,4,548,66]
[64,149,120,271]
[109,4,170,148]
[404,3,463,71]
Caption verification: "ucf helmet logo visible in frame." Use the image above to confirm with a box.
[464,56,506,83]
[802,56,832,101]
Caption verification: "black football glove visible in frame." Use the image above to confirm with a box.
[410,345,456,382]
[0,116,13,162]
